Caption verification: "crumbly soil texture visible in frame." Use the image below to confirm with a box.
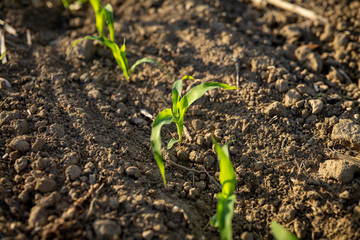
[1,0,360,239]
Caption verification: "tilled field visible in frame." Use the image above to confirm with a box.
[0,0,360,239]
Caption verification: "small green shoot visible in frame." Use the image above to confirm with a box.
[89,0,114,41]
[211,137,236,240]
[150,76,237,186]
[0,51,6,61]
[68,1,171,82]
[271,221,300,240]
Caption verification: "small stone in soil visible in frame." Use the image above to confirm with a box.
[331,119,360,150]
[125,166,140,178]
[14,156,28,173]
[66,165,81,180]
[319,160,360,183]
[93,219,121,239]
[9,137,30,152]
[308,99,324,114]
[35,177,57,193]
[28,205,47,227]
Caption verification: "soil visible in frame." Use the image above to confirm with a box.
[1,0,360,239]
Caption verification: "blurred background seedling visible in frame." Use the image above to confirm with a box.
[211,137,236,240]
[150,76,237,186]
[68,0,171,82]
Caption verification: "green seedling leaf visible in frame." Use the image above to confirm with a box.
[150,108,174,186]
[0,51,6,61]
[212,137,236,197]
[62,0,70,8]
[89,0,105,38]
[211,194,235,240]
[130,57,172,80]
[70,36,130,80]
[151,78,236,185]
[271,221,300,240]
[103,3,115,42]
[172,82,237,145]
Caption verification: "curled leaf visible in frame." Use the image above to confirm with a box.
[150,108,174,186]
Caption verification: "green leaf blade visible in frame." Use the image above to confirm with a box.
[212,194,235,240]
[150,108,174,186]
[180,82,237,113]
[130,57,172,80]
[271,221,300,240]
[212,137,236,197]
[104,4,115,42]
[172,79,182,119]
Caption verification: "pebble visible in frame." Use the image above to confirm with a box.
[295,46,323,72]
[142,230,154,240]
[31,138,46,152]
[308,99,324,114]
[189,151,203,163]
[284,89,302,106]
[125,166,140,178]
[63,152,79,166]
[191,119,203,131]
[14,156,28,173]
[305,115,317,125]
[331,119,360,150]
[333,32,349,49]
[177,149,188,161]
[71,39,96,61]
[204,155,215,168]
[278,204,296,221]
[49,123,65,138]
[66,165,81,180]
[339,190,350,199]
[275,79,290,93]
[18,189,30,203]
[35,177,57,193]
[240,231,254,240]
[88,89,101,99]
[9,137,30,152]
[319,160,360,183]
[93,219,121,239]
[263,101,287,117]
[28,205,47,227]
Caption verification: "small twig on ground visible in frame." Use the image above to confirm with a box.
[85,183,104,220]
[252,0,329,24]
[235,56,240,88]
[0,19,17,36]
[166,159,222,190]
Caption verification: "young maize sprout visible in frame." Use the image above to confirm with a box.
[69,1,171,81]
[271,221,300,240]
[211,137,236,240]
[150,76,237,186]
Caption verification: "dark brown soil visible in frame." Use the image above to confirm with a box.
[1,0,360,239]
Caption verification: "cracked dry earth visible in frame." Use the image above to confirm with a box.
[1,0,360,239]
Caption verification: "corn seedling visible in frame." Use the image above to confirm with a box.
[0,51,5,61]
[69,1,171,82]
[211,137,236,240]
[150,76,237,186]
[271,221,300,240]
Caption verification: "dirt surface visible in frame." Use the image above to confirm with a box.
[1,0,360,239]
